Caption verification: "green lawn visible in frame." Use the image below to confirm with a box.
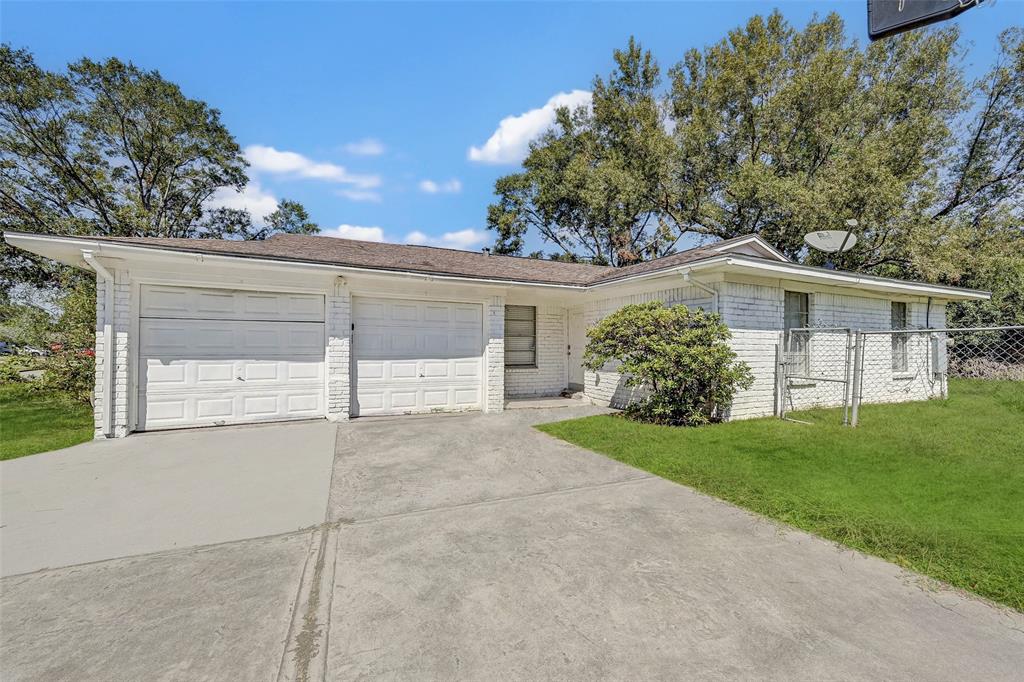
[538,379,1024,611]
[0,383,94,460]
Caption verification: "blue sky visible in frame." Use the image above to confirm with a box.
[2,1,1017,253]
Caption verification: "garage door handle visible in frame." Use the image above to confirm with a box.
[236,376,245,381]
[418,373,424,378]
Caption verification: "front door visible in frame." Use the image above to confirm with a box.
[567,310,586,390]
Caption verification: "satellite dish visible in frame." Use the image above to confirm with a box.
[804,230,858,253]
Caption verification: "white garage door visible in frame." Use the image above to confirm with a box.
[138,285,326,431]
[352,297,483,416]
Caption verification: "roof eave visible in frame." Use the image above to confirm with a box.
[4,231,990,300]
[711,255,990,301]
[2,231,590,290]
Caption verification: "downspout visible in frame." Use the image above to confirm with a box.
[682,271,719,315]
[82,250,114,438]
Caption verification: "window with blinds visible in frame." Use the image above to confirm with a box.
[891,301,908,372]
[784,291,810,374]
[504,305,536,367]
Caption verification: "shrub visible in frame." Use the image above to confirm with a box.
[583,301,753,426]
[34,351,95,404]
[0,355,36,384]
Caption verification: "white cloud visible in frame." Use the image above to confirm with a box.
[343,138,385,156]
[245,145,380,188]
[324,224,489,250]
[205,181,279,220]
[468,90,592,164]
[406,228,488,249]
[322,224,387,242]
[418,178,462,194]
[336,188,382,203]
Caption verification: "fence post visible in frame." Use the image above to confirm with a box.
[842,329,854,426]
[850,330,864,427]
[775,332,786,419]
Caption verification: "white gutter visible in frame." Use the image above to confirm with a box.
[82,250,113,438]
[682,271,719,314]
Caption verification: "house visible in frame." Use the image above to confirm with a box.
[5,231,988,438]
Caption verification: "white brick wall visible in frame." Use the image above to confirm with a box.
[326,278,351,421]
[728,329,784,419]
[504,305,567,398]
[486,296,505,412]
[580,279,949,419]
[722,285,948,417]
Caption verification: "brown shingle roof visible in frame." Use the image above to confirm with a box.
[589,237,756,284]
[77,233,763,286]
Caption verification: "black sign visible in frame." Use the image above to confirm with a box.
[868,0,981,41]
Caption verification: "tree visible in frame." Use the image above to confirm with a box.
[0,46,319,291]
[486,16,1023,323]
[202,200,319,241]
[669,13,965,270]
[488,38,677,266]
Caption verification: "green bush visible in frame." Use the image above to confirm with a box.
[34,351,94,404]
[583,301,753,426]
[0,355,36,384]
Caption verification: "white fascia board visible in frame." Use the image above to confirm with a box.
[712,255,991,301]
[587,255,989,300]
[2,232,586,292]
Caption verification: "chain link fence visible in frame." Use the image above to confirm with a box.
[777,325,1023,427]
[778,327,853,424]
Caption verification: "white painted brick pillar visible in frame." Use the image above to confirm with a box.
[92,269,132,438]
[111,273,131,437]
[326,278,352,421]
[92,274,107,439]
[485,295,505,412]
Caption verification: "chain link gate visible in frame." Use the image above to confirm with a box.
[777,327,854,425]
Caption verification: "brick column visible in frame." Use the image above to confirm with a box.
[485,295,505,412]
[111,273,131,437]
[92,274,108,439]
[326,278,352,421]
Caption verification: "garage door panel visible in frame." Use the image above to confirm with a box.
[454,388,480,406]
[197,397,235,419]
[422,361,449,379]
[142,320,323,359]
[137,285,325,431]
[354,300,481,329]
[353,297,483,417]
[141,285,324,322]
[142,358,324,393]
[355,328,481,360]
[454,306,482,325]
[389,361,418,380]
[454,361,481,378]
[196,363,234,384]
[140,389,324,430]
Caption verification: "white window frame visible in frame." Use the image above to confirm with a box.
[504,304,537,368]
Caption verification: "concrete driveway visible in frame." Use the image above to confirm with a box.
[1,419,337,576]
[2,406,1023,680]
